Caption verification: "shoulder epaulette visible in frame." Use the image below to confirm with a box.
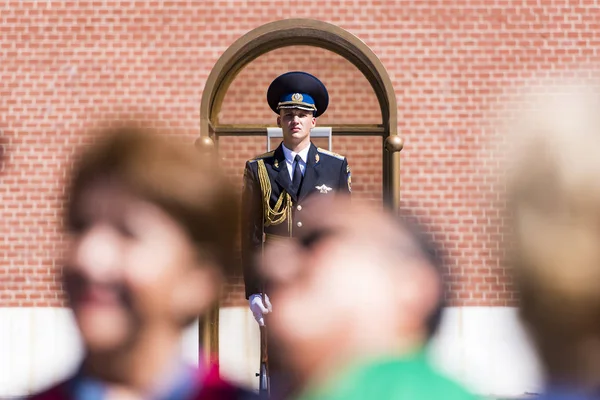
[317,147,345,160]
[249,150,275,163]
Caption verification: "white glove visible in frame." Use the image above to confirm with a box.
[249,293,272,326]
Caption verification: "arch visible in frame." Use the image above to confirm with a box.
[196,18,403,370]
[198,18,402,207]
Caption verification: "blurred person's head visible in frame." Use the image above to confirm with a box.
[63,126,238,357]
[260,196,444,384]
[506,85,600,389]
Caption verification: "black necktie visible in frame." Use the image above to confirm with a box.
[292,154,303,195]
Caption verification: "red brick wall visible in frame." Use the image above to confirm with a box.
[3,0,600,308]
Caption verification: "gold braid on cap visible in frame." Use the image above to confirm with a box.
[257,159,292,235]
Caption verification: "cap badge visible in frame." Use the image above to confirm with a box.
[292,93,303,102]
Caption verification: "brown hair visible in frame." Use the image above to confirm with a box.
[66,126,239,276]
[506,86,600,386]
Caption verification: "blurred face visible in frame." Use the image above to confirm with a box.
[261,227,398,365]
[64,179,217,354]
[277,108,316,149]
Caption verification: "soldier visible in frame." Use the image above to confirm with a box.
[29,127,256,400]
[242,71,352,326]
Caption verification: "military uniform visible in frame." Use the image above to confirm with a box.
[242,143,351,298]
[241,71,352,299]
[241,71,351,398]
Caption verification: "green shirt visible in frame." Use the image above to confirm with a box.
[295,351,479,400]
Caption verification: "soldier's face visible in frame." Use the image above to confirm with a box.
[278,109,316,147]
[63,179,214,355]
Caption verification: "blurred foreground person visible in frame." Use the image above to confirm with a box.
[30,127,256,400]
[507,87,600,400]
[260,197,478,400]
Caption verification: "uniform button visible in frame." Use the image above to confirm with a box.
[297,205,302,211]
[297,221,303,228]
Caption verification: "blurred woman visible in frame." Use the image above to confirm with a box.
[507,87,600,400]
[30,126,255,400]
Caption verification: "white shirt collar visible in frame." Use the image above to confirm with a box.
[281,143,310,164]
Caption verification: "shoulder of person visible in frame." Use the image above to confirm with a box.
[316,147,346,162]
[195,364,260,400]
[27,380,70,400]
[247,150,275,164]
[414,359,481,400]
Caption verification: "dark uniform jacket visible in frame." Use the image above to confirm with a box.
[242,142,351,298]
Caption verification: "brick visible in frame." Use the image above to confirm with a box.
[4,0,598,308]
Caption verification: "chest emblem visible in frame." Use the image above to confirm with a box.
[315,184,333,194]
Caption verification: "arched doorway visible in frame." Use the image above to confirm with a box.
[196,18,403,373]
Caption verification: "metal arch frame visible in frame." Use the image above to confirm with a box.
[196,18,403,369]
[198,18,402,208]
